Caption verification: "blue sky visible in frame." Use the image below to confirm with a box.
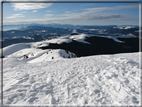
[2,0,140,26]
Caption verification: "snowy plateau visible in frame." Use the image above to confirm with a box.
[0,33,142,106]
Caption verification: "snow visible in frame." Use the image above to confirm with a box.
[37,43,49,47]
[69,34,90,44]
[27,49,76,63]
[124,26,132,29]
[3,45,76,63]
[2,41,141,106]
[31,41,49,48]
[47,38,72,44]
[2,33,133,53]
[72,29,78,33]
[1,43,32,57]
[30,38,72,48]
[1,34,141,106]
[69,34,124,43]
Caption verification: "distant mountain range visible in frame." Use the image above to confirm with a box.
[3,23,138,31]
[102,27,139,37]
[1,24,140,56]
[2,25,139,46]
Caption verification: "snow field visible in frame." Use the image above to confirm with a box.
[3,52,141,106]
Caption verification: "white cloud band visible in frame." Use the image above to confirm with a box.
[6,14,25,19]
[12,3,53,10]
[32,10,37,12]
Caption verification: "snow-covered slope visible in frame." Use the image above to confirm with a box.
[2,43,31,57]
[1,33,141,106]
[2,49,141,106]
[27,49,76,63]
[3,46,76,64]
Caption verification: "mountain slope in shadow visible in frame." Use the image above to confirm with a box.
[38,36,140,57]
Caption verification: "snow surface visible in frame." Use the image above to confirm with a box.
[27,49,76,63]
[31,38,72,48]
[69,34,90,44]
[124,26,133,29]
[2,42,141,106]
[2,43,32,57]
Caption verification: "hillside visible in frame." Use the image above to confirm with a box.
[1,34,141,106]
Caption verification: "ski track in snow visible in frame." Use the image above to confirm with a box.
[2,52,141,106]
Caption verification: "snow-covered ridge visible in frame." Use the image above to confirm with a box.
[27,49,77,63]
[3,32,138,49]
[2,43,32,56]
[30,33,135,48]
[1,33,138,58]
[2,43,77,63]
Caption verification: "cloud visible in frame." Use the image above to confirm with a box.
[60,4,139,21]
[46,10,53,12]
[85,13,134,20]
[61,12,135,21]
[83,4,139,12]
[32,10,37,12]
[45,14,54,17]
[4,12,136,24]
[4,4,138,25]
[6,14,25,19]
[12,3,53,10]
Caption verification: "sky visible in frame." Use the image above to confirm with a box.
[2,0,141,26]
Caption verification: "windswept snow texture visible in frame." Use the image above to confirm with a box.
[3,44,141,106]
